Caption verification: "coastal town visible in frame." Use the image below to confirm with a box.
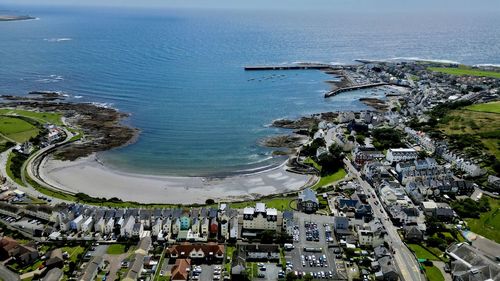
[0,60,499,281]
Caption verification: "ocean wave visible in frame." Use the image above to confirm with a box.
[473,63,500,68]
[356,57,461,65]
[329,61,347,65]
[44,37,72,42]
[73,95,83,99]
[88,102,114,109]
[390,57,461,64]
[292,60,329,65]
[35,74,63,83]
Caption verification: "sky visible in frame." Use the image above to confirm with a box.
[2,0,500,13]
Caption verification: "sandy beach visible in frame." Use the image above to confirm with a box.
[38,154,315,204]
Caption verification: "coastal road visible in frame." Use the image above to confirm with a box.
[0,126,77,206]
[343,159,425,281]
[0,148,68,205]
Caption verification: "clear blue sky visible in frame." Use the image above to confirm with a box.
[2,0,499,13]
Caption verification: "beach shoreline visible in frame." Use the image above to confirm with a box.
[38,153,315,204]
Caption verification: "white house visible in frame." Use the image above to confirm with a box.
[70,215,84,232]
[152,218,163,237]
[229,217,239,240]
[386,148,418,163]
[94,217,105,233]
[105,218,115,235]
[242,203,279,231]
[200,217,210,236]
[356,219,386,248]
[81,217,93,233]
[121,216,135,238]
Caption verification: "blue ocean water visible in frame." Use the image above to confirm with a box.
[0,7,499,176]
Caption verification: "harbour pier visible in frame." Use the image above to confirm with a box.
[324,82,388,98]
[244,64,333,71]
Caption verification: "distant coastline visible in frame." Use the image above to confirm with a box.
[0,15,36,22]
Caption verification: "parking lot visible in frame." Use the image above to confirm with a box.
[85,244,108,260]
[191,264,223,281]
[285,213,344,279]
[7,217,45,234]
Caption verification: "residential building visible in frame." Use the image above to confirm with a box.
[298,188,319,213]
[386,148,418,163]
[446,243,500,281]
[166,243,224,263]
[79,256,103,281]
[242,203,279,233]
[356,219,386,248]
[171,259,191,281]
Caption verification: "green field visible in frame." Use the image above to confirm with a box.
[106,244,127,255]
[224,246,236,273]
[229,197,296,211]
[0,109,63,125]
[313,168,347,189]
[424,265,444,281]
[6,152,25,186]
[0,116,39,143]
[304,157,322,171]
[465,101,500,114]
[465,197,500,243]
[60,245,85,263]
[408,244,441,261]
[428,66,500,78]
[437,109,500,159]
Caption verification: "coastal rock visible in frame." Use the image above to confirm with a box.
[1,98,139,161]
[260,134,308,148]
[272,116,319,129]
[359,97,389,111]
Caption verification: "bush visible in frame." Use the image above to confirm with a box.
[9,152,29,181]
[372,128,404,150]
[427,237,447,250]
[451,197,490,218]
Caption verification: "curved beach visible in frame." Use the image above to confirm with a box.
[38,154,315,204]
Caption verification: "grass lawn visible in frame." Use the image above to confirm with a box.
[465,197,500,243]
[106,244,127,255]
[224,245,236,273]
[0,116,39,143]
[408,244,441,261]
[428,66,500,78]
[6,152,25,186]
[424,265,444,281]
[245,262,259,279]
[313,168,347,190]
[60,245,85,263]
[437,109,500,159]
[0,108,63,125]
[465,101,500,114]
[229,197,295,211]
[10,259,44,274]
[304,157,322,171]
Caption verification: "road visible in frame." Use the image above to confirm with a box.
[0,127,77,206]
[344,159,425,281]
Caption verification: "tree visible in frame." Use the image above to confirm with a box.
[301,138,326,157]
[355,134,366,144]
[426,216,445,235]
[260,230,276,244]
[371,128,404,150]
[303,273,313,281]
[317,143,344,175]
[286,272,298,281]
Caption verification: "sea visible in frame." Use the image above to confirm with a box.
[0,6,499,176]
